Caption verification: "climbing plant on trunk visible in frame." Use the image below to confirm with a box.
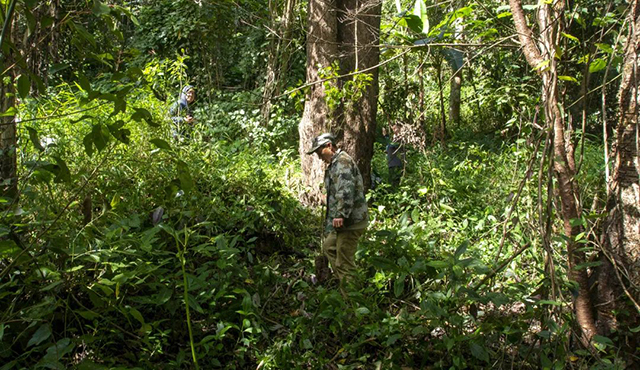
[507,0,598,342]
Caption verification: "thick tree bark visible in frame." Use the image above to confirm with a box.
[335,0,380,189]
[508,0,597,341]
[597,0,640,353]
[298,0,338,205]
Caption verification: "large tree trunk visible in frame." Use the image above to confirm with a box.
[335,0,380,189]
[597,0,640,355]
[508,0,597,341]
[298,0,338,205]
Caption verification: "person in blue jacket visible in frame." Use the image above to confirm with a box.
[169,85,196,139]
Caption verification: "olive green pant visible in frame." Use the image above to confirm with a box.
[322,228,366,281]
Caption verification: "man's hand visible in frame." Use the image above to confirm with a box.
[332,218,344,228]
[185,115,195,124]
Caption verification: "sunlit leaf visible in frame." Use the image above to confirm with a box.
[558,75,579,83]
[589,58,607,73]
[426,260,448,268]
[595,43,613,54]
[561,32,579,42]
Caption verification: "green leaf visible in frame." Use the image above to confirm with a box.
[589,58,607,73]
[558,75,578,83]
[187,295,205,314]
[394,275,405,297]
[355,307,370,316]
[470,343,490,362]
[454,240,468,261]
[131,107,158,127]
[439,203,454,212]
[27,324,52,347]
[150,138,171,150]
[92,0,111,15]
[385,334,401,346]
[537,299,563,306]
[595,43,613,54]
[412,0,428,34]
[72,22,96,48]
[41,280,63,292]
[17,74,30,99]
[24,8,36,36]
[0,106,17,117]
[27,127,44,152]
[177,160,194,192]
[92,124,109,151]
[535,59,551,71]
[53,156,71,183]
[76,73,92,92]
[83,133,94,157]
[426,260,449,268]
[404,14,423,34]
[561,32,579,42]
[44,338,74,361]
[0,240,20,258]
[370,256,398,271]
[111,98,126,116]
[77,310,100,320]
[592,335,613,346]
[128,306,145,325]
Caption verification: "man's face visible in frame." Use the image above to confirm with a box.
[315,144,333,163]
[186,90,195,103]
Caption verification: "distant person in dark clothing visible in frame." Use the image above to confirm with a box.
[385,124,404,187]
[169,85,196,139]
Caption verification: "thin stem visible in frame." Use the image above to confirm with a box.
[175,227,199,370]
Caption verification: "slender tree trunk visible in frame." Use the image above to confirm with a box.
[597,0,640,356]
[434,59,446,145]
[0,9,17,204]
[335,0,380,189]
[449,64,462,127]
[262,0,298,124]
[508,0,597,341]
[298,0,338,205]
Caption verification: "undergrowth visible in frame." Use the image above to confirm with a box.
[0,87,624,369]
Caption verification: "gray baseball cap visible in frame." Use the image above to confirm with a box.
[306,133,335,154]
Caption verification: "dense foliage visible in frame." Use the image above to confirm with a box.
[0,0,637,369]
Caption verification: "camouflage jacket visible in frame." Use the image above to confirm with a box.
[324,149,368,233]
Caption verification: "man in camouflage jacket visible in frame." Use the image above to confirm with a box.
[307,133,368,281]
